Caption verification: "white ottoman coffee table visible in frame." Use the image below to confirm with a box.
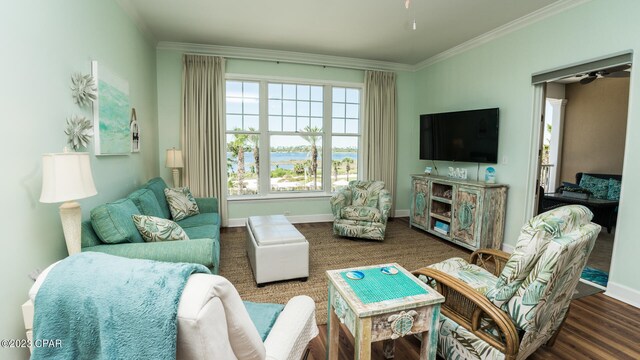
[246,215,309,287]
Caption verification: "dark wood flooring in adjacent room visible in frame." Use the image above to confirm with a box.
[306,293,640,360]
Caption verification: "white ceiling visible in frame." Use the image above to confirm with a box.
[120,0,561,65]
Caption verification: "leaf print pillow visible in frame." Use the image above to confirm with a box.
[132,214,189,242]
[164,187,200,221]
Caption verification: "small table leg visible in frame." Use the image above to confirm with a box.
[383,339,395,359]
[420,305,441,360]
[327,301,340,360]
[355,317,372,360]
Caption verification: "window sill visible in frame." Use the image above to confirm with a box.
[227,192,333,202]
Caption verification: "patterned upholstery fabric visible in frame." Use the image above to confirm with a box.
[419,205,600,360]
[132,215,189,242]
[350,180,385,207]
[422,257,498,295]
[164,187,200,221]
[607,178,621,201]
[330,180,391,241]
[579,174,609,199]
[486,205,593,308]
[341,205,381,222]
[437,315,505,360]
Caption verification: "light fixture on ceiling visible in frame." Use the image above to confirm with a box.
[404,0,417,31]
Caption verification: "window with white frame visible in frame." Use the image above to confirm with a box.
[225,80,260,195]
[331,87,360,191]
[225,78,361,197]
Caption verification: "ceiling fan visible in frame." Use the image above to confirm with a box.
[579,64,631,84]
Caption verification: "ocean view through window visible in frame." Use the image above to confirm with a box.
[226,78,361,197]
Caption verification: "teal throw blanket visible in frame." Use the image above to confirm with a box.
[32,252,210,360]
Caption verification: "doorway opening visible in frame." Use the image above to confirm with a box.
[532,58,631,294]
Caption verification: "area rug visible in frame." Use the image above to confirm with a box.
[580,266,609,288]
[218,219,469,325]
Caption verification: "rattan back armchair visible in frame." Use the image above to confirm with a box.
[413,205,601,360]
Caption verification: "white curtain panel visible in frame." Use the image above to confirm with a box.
[181,55,228,226]
[362,70,398,215]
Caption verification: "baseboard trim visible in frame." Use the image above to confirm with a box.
[227,211,410,228]
[579,278,607,291]
[394,209,409,217]
[604,281,640,308]
[501,243,514,253]
[227,213,335,227]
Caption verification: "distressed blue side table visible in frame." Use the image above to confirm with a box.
[326,263,444,360]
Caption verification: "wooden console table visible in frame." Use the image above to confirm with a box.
[326,263,444,360]
[410,174,508,251]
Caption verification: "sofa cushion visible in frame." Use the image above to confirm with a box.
[176,212,220,228]
[608,178,621,201]
[143,177,172,219]
[579,174,609,200]
[243,301,285,341]
[128,189,165,218]
[183,224,219,240]
[341,205,381,222]
[165,187,200,221]
[90,199,144,244]
[132,215,189,242]
[81,221,102,248]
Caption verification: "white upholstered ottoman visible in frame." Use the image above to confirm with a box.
[246,215,309,286]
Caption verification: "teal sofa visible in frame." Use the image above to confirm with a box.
[81,177,221,273]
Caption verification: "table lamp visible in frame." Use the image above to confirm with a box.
[166,148,184,187]
[40,151,97,255]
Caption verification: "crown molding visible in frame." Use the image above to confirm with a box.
[156,42,415,72]
[146,0,589,72]
[114,0,157,45]
[415,0,592,70]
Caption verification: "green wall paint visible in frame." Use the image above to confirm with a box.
[415,0,640,296]
[156,52,417,217]
[0,1,158,357]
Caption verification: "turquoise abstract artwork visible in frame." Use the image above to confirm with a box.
[92,61,130,155]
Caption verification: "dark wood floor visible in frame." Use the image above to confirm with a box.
[307,293,640,360]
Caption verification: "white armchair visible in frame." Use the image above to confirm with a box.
[26,266,318,360]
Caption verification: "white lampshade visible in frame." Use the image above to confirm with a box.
[40,152,97,203]
[166,148,184,168]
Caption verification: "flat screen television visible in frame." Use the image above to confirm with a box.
[420,108,499,163]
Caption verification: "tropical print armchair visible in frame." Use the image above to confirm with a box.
[330,180,392,241]
[413,205,601,360]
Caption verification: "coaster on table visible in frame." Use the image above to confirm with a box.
[381,266,399,275]
[346,271,365,280]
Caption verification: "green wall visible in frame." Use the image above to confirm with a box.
[415,0,640,299]
[156,52,417,218]
[0,1,158,357]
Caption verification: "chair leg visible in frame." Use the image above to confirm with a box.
[546,308,570,347]
[302,346,311,360]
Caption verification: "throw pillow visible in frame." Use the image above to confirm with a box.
[128,189,165,218]
[579,174,609,200]
[607,178,622,201]
[561,182,581,189]
[132,215,189,242]
[164,187,200,221]
[90,198,144,244]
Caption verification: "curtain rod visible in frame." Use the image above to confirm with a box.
[182,52,401,73]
